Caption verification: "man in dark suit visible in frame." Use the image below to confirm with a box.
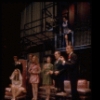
[12,56,23,73]
[65,45,79,100]
[53,51,66,92]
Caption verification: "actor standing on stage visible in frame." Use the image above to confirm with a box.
[28,55,41,100]
[65,45,79,100]
[53,51,66,92]
[41,56,53,100]
[26,53,33,99]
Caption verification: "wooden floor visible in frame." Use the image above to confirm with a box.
[25,95,92,100]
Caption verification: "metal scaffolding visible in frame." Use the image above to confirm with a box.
[20,2,91,57]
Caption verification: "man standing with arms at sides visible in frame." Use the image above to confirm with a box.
[26,53,34,99]
[53,51,63,92]
[65,45,79,100]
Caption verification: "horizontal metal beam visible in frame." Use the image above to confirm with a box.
[33,35,44,43]
[24,16,51,27]
[22,30,52,38]
[43,3,57,9]
[21,31,53,47]
[23,37,38,45]
[45,3,53,7]
[40,33,50,40]
[25,24,42,31]
[56,45,91,52]
[43,8,52,18]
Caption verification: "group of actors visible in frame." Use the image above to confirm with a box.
[8,15,77,100]
[8,45,80,100]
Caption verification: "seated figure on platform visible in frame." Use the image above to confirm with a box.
[62,16,73,46]
[10,69,26,100]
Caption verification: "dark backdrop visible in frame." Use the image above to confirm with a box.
[1,2,30,99]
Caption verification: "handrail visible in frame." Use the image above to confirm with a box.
[21,28,51,40]
[45,3,53,7]
[25,24,42,30]
[56,45,91,52]
[23,37,38,45]
[43,3,57,9]
[24,16,51,27]
[24,3,57,27]
[20,2,57,50]
[22,30,52,38]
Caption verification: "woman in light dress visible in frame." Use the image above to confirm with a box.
[28,55,41,100]
[62,16,72,46]
[41,56,54,100]
[10,69,26,100]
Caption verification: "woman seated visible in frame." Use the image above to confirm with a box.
[10,69,26,100]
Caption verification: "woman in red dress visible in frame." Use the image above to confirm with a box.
[28,55,41,100]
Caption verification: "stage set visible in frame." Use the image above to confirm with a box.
[2,2,91,100]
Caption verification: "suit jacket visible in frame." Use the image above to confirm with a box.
[12,62,23,73]
[53,59,67,80]
[53,59,62,71]
[65,52,79,79]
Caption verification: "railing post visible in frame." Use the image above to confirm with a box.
[54,33,57,49]
[71,31,74,46]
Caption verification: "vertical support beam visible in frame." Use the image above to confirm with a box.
[44,2,46,32]
[31,3,32,34]
[71,31,74,46]
[74,2,77,29]
[53,2,57,50]
[54,34,57,49]
[43,43,45,62]
[41,2,45,64]
[74,2,78,47]
[41,2,43,33]
[53,2,55,38]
